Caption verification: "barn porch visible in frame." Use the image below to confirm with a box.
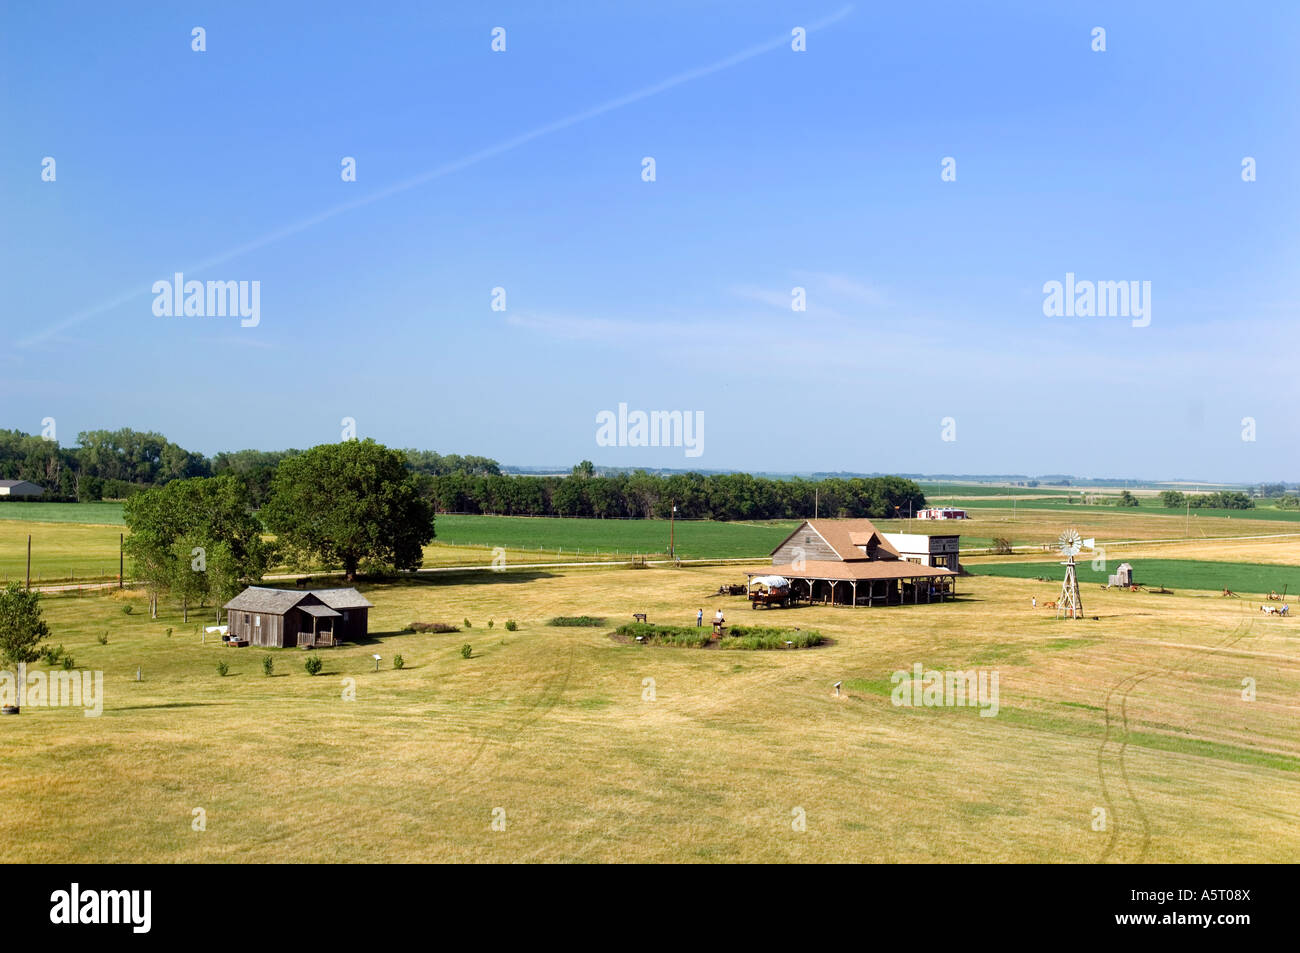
[786,576,955,606]
[296,604,341,648]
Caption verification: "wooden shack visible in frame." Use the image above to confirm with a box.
[222,587,373,648]
[1108,563,1134,587]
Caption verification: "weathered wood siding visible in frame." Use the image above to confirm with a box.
[229,609,286,647]
[772,522,840,566]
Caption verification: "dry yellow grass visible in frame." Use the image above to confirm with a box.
[1,564,1297,863]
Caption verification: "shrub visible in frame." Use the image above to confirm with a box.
[616,621,823,650]
[122,605,134,615]
[547,616,606,627]
[304,655,322,676]
[62,654,75,670]
[41,644,65,666]
[393,654,405,670]
[991,537,1013,555]
[487,619,494,629]
[460,643,472,659]
[614,622,710,648]
[97,632,109,645]
[164,627,173,638]
[723,626,824,650]
[215,660,229,677]
[463,618,472,628]
[408,621,459,633]
[262,655,274,676]
[504,619,518,631]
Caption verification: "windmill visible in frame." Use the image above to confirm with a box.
[1056,529,1093,619]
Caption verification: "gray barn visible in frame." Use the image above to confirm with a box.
[0,480,44,497]
[222,587,372,648]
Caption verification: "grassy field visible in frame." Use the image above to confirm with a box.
[0,501,125,524]
[0,521,125,585]
[1,561,1298,863]
[880,507,1300,553]
[8,499,1300,584]
[432,514,797,559]
[1,515,796,584]
[943,498,1300,522]
[968,558,1300,595]
[916,483,1065,498]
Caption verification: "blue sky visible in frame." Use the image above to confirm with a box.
[3,1,1297,481]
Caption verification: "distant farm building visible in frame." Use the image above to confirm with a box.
[1108,563,1134,587]
[0,480,44,498]
[916,507,967,520]
[222,587,373,648]
[748,519,958,607]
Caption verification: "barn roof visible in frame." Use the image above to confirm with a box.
[0,479,43,490]
[223,586,373,613]
[299,604,342,618]
[771,519,902,562]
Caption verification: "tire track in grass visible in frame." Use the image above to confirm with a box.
[1095,617,1254,863]
[430,634,576,806]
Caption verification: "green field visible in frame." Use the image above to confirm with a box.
[916,483,1064,498]
[432,514,797,559]
[940,497,1300,522]
[968,558,1300,595]
[1,512,799,584]
[0,502,125,525]
[0,522,125,585]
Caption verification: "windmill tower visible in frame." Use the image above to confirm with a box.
[1057,529,1085,619]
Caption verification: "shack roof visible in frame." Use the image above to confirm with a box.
[223,586,373,613]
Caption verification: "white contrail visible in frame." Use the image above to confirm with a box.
[20,6,854,348]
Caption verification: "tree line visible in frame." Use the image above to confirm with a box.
[0,428,500,506]
[1157,490,1255,510]
[420,465,927,521]
[0,428,928,522]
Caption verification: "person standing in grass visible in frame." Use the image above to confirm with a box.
[696,608,703,627]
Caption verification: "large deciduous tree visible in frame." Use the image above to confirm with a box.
[123,475,271,619]
[261,440,434,581]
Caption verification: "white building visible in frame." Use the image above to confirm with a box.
[882,532,961,573]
